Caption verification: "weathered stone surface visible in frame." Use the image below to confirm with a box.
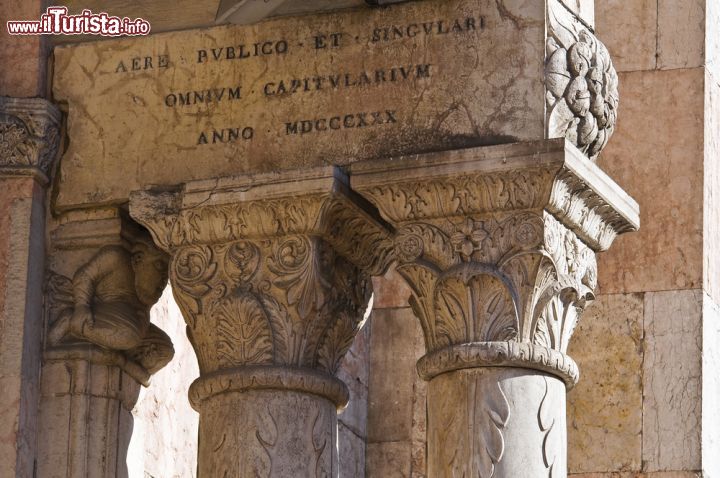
[337,316,371,476]
[367,441,412,478]
[0,178,45,478]
[371,266,411,309]
[53,0,619,209]
[355,139,636,477]
[53,0,543,209]
[567,293,643,474]
[39,210,177,478]
[595,0,657,72]
[702,294,720,478]
[597,68,704,295]
[657,0,705,70]
[706,71,720,304]
[559,0,594,27]
[338,319,371,441]
[643,289,702,472]
[130,166,393,476]
[0,96,61,178]
[569,473,701,478]
[0,1,44,97]
[339,422,365,478]
[127,286,199,478]
[428,368,566,477]
[367,308,420,443]
[709,0,720,79]
[366,306,427,477]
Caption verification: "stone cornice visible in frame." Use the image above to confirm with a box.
[130,166,395,276]
[350,139,639,253]
[0,96,61,180]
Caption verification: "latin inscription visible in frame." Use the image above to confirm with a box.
[263,64,431,96]
[112,15,483,147]
[285,111,398,136]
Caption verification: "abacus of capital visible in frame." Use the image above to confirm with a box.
[0,0,642,477]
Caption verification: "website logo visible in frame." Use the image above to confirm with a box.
[7,6,151,36]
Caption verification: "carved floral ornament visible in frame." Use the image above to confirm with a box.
[546,2,619,161]
[129,176,395,409]
[351,144,639,385]
[0,96,61,175]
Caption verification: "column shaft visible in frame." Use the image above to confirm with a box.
[40,210,175,478]
[198,390,337,476]
[0,96,59,477]
[428,368,566,477]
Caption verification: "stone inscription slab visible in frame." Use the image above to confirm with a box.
[53,0,545,209]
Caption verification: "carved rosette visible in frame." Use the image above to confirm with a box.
[351,139,639,386]
[0,96,61,177]
[130,167,393,410]
[546,0,619,161]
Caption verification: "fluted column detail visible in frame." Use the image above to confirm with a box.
[130,166,392,477]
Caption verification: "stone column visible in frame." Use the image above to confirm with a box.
[0,96,60,477]
[38,209,175,478]
[130,167,392,477]
[351,139,639,477]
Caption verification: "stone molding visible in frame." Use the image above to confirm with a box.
[188,365,350,411]
[351,139,638,382]
[44,344,152,386]
[546,0,618,161]
[130,166,394,404]
[0,96,61,180]
[416,341,579,387]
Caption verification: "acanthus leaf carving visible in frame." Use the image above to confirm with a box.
[0,96,61,174]
[213,292,274,367]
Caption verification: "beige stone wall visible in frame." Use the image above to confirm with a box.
[0,1,46,97]
[566,1,713,476]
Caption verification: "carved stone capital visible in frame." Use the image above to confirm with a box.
[46,209,175,385]
[546,0,619,161]
[351,139,639,384]
[130,166,393,408]
[0,96,61,179]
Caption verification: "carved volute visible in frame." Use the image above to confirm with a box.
[130,167,394,477]
[351,139,638,477]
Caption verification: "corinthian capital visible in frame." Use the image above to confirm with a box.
[352,139,639,385]
[130,166,393,409]
[0,96,61,178]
